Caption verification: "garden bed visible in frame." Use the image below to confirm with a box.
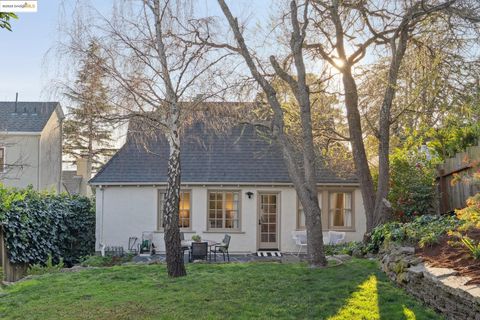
[417,228,480,285]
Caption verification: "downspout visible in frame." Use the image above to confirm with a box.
[37,137,40,190]
[100,186,105,256]
[58,114,63,193]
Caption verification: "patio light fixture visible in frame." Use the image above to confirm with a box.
[246,191,254,199]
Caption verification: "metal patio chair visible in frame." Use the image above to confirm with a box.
[189,242,208,262]
[212,234,231,262]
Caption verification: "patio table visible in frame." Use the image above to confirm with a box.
[181,240,220,261]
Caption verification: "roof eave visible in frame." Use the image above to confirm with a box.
[0,131,41,135]
[89,181,360,187]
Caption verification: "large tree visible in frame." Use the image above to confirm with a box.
[215,0,329,266]
[63,41,116,170]
[359,30,480,160]
[65,0,230,277]
[307,0,480,233]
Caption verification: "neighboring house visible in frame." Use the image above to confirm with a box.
[62,158,93,197]
[0,101,64,192]
[90,122,366,254]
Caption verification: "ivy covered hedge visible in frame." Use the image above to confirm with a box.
[0,186,95,267]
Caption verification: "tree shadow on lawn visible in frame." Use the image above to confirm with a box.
[324,263,441,320]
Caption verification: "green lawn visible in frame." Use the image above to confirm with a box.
[0,259,440,319]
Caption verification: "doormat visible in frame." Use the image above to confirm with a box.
[256,251,282,257]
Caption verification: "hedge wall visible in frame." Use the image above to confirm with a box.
[0,186,95,267]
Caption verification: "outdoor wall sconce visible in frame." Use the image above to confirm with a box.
[246,191,254,199]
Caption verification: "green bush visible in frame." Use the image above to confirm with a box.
[366,214,459,253]
[0,186,95,267]
[388,149,437,221]
[80,254,134,267]
[455,193,480,230]
[324,242,365,256]
[28,255,64,276]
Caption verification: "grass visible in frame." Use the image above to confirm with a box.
[0,259,440,319]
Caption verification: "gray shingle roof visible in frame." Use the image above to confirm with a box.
[0,102,62,132]
[62,170,83,195]
[90,123,358,184]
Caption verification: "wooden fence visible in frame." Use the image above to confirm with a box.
[437,143,480,213]
[0,225,28,282]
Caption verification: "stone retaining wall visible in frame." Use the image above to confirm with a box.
[380,245,480,320]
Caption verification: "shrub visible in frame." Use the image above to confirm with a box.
[388,149,437,221]
[81,254,134,267]
[366,214,459,253]
[324,242,365,256]
[0,186,95,267]
[28,255,64,276]
[455,193,480,231]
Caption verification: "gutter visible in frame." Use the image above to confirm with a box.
[89,181,361,188]
[0,132,41,136]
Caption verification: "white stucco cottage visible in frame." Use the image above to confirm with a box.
[90,121,366,254]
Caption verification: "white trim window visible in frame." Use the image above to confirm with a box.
[0,147,4,173]
[297,194,322,230]
[329,192,352,228]
[158,190,191,230]
[208,191,240,230]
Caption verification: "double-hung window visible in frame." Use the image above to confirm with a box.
[297,194,322,230]
[157,190,191,230]
[208,191,240,230]
[329,192,353,228]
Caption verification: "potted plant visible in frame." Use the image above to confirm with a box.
[191,234,201,242]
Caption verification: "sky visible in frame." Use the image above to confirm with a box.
[1,1,113,102]
[0,0,273,104]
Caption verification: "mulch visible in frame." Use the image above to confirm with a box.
[416,228,480,285]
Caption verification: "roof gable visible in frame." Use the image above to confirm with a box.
[91,122,357,185]
[0,102,62,133]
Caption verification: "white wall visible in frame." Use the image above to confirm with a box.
[95,185,366,253]
[0,134,40,189]
[39,111,62,192]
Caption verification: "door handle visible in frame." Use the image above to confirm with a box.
[258,219,262,225]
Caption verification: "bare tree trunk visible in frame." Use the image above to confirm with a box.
[342,71,376,233]
[152,0,186,277]
[298,190,327,265]
[283,0,326,265]
[163,125,186,277]
[374,29,409,226]
[218,0,327,266]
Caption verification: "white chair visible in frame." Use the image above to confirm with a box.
[328,231,346,245]
[322,233,330,245]
[291,230,307,256]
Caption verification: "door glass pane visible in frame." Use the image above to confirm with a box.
[269,224,276,233]
[269,195,275,204]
